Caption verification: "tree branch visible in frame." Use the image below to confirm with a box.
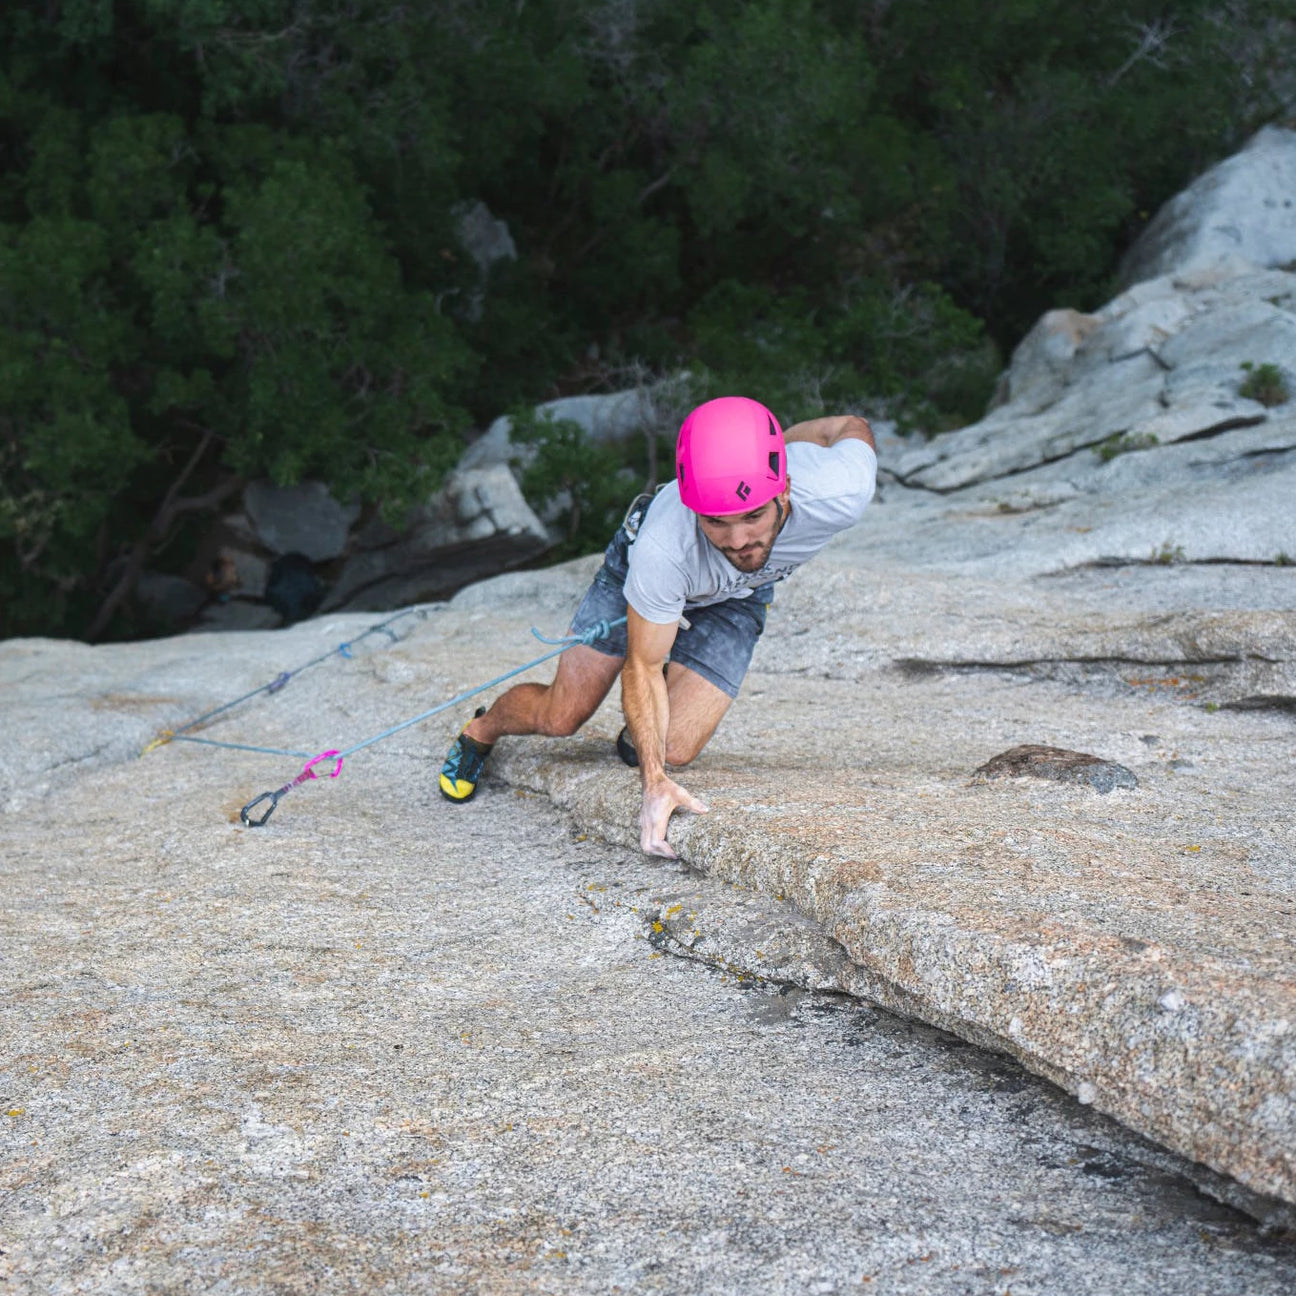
[157,429,216,526]
[168,475,244,522]
[85,430,240,642]
[1107,19,1178,88]
[636,167,675,205]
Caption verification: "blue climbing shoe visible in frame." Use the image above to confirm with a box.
[439,707,492,803]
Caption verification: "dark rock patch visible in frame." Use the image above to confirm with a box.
[264,553,326,624]
[973,744,1139,793]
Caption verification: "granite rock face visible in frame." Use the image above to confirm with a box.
[5,695,1295,1291]
[453,198,517,274]
[3,131,1296,1278]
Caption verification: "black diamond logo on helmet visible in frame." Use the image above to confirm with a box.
[735,481,751,501]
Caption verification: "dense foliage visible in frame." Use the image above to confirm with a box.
[1,0,1291,637]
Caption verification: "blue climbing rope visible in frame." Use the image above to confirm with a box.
[238,616,626,826]
[173,737,313,758]
[141,604,435,756]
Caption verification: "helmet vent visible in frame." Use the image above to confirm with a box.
[768,416,778,437]
[769,451,780,475]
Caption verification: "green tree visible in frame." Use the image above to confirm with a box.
[1,0,1292,636]
[0,6,474,639]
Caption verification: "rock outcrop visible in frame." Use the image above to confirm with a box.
[142,384,675,632]
[168,464,552,631]
[891,258,1295,512]
[1118,125,1296,288]
[319,464,551,612]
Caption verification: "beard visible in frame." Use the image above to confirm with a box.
[705,496,787,572]
[721,537,775,572]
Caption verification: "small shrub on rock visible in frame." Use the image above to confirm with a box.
[1239,362,1290,407]
[1096,431,1159,461]
[510,410,638,561]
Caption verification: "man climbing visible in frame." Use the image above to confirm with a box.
[439,395,877,858]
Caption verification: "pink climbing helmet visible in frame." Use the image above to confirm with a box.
[675,396,787,515]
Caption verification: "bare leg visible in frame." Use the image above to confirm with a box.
[661,662,734,767]
[466,645,624,744]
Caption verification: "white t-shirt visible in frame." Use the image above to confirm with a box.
[623,438,877,624]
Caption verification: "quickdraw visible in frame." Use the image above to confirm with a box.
[237,617,626,827]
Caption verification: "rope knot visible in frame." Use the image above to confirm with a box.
[579,619,615,646]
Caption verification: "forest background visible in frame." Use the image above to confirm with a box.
[1,0,1292,640]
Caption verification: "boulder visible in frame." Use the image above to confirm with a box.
[459,384,669,472]
[133,571,207,626]
[998,309,1103,413]
[264,553,326,623]
[1118,125,1296,288]
[215,512,259,549]
[972,745,1139,793]
[203,546,268,601]
[242,480,361,563]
